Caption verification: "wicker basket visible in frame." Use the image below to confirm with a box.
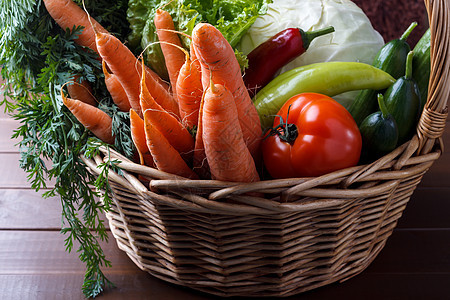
[82,0,449,297]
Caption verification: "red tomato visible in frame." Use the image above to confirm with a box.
[262,93,362,178]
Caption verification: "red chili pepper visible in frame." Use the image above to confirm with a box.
[244,26,335,97]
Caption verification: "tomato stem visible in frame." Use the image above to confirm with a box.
[266,105,298,144]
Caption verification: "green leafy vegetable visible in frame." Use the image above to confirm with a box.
[127,0,272,79]
[1,0,131,298]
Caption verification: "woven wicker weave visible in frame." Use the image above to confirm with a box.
[82,0,449,297]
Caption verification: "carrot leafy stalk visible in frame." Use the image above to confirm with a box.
[202,81,260,182]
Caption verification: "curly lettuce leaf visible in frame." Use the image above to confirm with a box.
[127,0,272,79]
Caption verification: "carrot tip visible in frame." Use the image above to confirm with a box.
[60,84,70,106]
[102,60,111,76]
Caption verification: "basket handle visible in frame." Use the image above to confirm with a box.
[417,0,450,154]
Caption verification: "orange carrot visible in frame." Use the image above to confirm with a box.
[192,23,262,160]
[142,108,194,163]
[140,72,165,113]
[144,64,170,92]
[43,0,108,54]
[144,118,198,179]
[192,91,211,179]
[95,31,144,114]
[189,43,200,70]
[139,59,195,162]
[94,29,178,118]
[61,88,114,144]
[176,53,203,129]
[66,75,97,107]
[129,109,154,167]
[102,61,132,112]
[154,9,186,101]
[202,81,259,182]
[139,57,179,117]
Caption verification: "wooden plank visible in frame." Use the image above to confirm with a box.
[0,80,14,119]
[0,118,20,153]
[304,273,450,299]
[0,274,214,300]
[1,273,449,300]
[0,153,32,189]
[397,187,450,229]
[0,189,62,229]
[99,273,213,300]
[3,230,449,275]
[368,229,450,274]
[0,153,55,189]
[0,109,13,119]
[0,230,450,299]
[0,274,86,300]
[0,231,138,275]
[0,231,86,275]
[0,189,108,230]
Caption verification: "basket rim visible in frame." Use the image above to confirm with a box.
[81,137,440,215]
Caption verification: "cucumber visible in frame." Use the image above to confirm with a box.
[384,51,421,144]
[412,28,431,111]
[360,94,398,160]
[348,22,417,126]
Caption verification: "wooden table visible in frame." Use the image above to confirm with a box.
[1,95,449,299]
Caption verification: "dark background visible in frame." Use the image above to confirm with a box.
[353,0,429,46]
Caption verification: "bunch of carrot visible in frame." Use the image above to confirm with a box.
[45,0,262,183]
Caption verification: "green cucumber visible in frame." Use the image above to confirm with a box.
[412,28,431,111]
[360,94,399,160]
[348,22,417,126]
[384,51,421,144]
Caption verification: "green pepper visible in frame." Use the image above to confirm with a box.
[253,62,396,129]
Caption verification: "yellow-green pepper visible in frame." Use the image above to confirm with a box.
[253,61,396,129]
